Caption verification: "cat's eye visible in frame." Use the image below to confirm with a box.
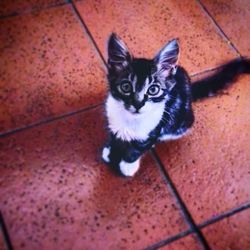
[147,85,160,96]
[120,81,132,94]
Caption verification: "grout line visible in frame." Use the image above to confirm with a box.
[190,64,226,78]
[150,149,211,250]
[2,2,248,250]
[69,0,108,67]
[190,59,241,78]
[145,202,250,250]
[0,0,108,138]
[190,56,250,78]
[196,0,241,57]
[1,0,246,138]
[0,0,108,139]
[0,1,69,20]
[0,211,13,250]
[0,103,103,138]
[199,202,250,229]
[144,229,193,250]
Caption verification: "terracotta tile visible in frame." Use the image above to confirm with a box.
[0,107,188,250]
[0,5,106,134]
[156,74,250,223]
[75,0,237,75]
[200,0,250,56]
[202,209,250,249]
[0,0,65,17]
[0,230,6,250]
[160,235,202,250]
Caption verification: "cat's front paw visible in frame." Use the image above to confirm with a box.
[119,159,140,177]
[102,146,111,163]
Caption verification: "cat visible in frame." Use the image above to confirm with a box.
[102,33,250,177]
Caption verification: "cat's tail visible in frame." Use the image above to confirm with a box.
[191,58,250,101]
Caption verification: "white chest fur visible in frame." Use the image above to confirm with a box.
[106,94,165,141]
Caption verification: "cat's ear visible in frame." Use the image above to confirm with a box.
[154,39,179,78]
[107,33,132,73]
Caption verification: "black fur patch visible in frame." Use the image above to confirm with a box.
[104,33,250,176]
[191,58,250,101]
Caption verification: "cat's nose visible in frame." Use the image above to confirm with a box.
[132,98,144,111]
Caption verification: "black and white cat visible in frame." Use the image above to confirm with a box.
[102,33,250,177]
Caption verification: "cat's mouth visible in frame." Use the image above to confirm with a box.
[126,108,142,115]
[131,109,146,115]
[125,104,145,115]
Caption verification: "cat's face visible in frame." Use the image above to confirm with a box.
[107,33,179,115]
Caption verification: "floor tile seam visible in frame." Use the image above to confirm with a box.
[144,202,250,250]
[189,57,241,78]
[0,211,13,250]
[0,103,103,138]
[0,1,69,20]
[196,0,241,57]
[150,149,211,250]
[190,56,250,79]
[198,201,250,229]
[1,1,107,138]
[1,59,238,139]
[69,1,108,68]
[144,228,193,250]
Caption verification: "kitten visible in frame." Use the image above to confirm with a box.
[102,33,250,177]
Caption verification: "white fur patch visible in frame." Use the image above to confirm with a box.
[102,147,110,163]
[158,133,184,141]
[119,159,140,177]
[128,74,137,92]
[106,94,165,141]
[159,129,190,141]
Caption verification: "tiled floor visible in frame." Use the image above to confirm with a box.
[0,0,249,250]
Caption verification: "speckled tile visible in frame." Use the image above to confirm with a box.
[200,0,250,56]
[0,229,6,250]
[0,0,65,17]
[0,107,189,250]
[156,74,250,223]
[0,5,106,134]
[202,209,250,249]
[75,0,237,75]
[160,235,202,250]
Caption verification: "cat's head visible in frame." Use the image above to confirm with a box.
[107,33,179,115]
